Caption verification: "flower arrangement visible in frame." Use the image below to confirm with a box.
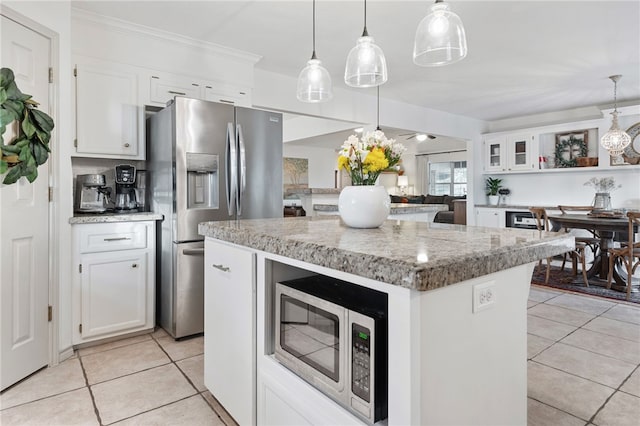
[338,130,406,185]
[584,177,621,193]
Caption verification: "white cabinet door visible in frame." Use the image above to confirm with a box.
[204,84,251,107]
[484,137,506,172]
[80,251,148,339]
[476,208,505,228]
[506,133,536,171]
[204,239,256,426]
[75,60,141,158]
[149,75,202,105]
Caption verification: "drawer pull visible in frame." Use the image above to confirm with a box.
[103,237,131,242]
[132,263,138,268]
[168,90,186,95]
[183,248,205,256]
[212,264,230,272]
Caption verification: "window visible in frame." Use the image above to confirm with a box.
[428,161,467,195]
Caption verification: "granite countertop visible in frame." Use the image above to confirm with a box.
[69,212,163,224]
[475,204,559,210]
[314,203,449,214]
[198,216,573,291]
[285,188,341,195]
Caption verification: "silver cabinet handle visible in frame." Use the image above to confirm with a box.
[168,90,186,95]
[132,263,138,268]
[103,237,131,242]
[212,264,230,272]
[124,143,130,148]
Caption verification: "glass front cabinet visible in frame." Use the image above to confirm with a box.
[484,133,536,172]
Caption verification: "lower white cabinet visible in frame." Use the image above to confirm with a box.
[204,238,256,426]
[475,208,505,228]
[72,221,155,345]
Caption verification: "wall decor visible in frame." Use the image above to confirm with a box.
[554,131,588,168]
[283,157,309,191]
[622,122,640,165]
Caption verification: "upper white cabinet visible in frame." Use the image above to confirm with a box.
[149,75,202,105]
[484,133,536,172]
[74,57,144,159]
[204,82,251,107]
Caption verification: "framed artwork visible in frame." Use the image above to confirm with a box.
[283,157,309,191]
[554,130,588,167]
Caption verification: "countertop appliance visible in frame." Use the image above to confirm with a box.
[114,164,138,212]
[74,174,111,214]
[147,97,283,338]
[506,210,539,229]
[275,275,388,424]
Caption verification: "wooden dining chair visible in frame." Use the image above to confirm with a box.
[557,205,600,254]
[529,207,590,286]
[606,212,640,301]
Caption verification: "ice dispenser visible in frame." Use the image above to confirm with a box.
[186,153,219,209]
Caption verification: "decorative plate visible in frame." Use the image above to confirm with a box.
[624,121,640,158]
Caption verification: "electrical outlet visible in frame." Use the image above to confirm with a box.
[473,281,496,313]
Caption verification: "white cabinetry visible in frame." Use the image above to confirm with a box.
[204,238,256,426]
[484,133,536,172]
[72,221,155,344]
[149,75,201,105]
[74,57,144,159]
[475,208,505,228]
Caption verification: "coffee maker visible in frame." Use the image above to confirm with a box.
[74,174,111,214]
[114,164,138,212]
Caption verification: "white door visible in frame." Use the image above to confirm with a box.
[1,15,51,390]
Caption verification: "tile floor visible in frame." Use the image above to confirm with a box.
[1,286,639,425]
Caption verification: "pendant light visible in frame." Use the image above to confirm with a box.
[600,75,631,156]
[344,0,388,88]
[413,0,467,67]
[297,0,332,102]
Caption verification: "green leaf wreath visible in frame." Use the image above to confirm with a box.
[554,135,587,168]
[0,68,54,185]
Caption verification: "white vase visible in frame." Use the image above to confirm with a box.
[338,185,391,228]
[488,195,500,206]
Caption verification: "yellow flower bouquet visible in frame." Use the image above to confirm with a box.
[338,130,406,185]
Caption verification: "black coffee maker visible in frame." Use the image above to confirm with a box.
[114,164,138,212]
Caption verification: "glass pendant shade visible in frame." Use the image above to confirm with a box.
[344,35,388,87]
[413,1,467,67]
[601,111,631,156]
[297,57,333,102]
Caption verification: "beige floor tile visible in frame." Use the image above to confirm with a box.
[113,395,223,426]
[561,328,640,364]
[527,398,585,426]
[81,340,170,384]
[529,287,562,303]
[593,391,640,426]
[0,358,86,410]
[545,293,615,316]
[0,388,98,426]
[620,368,640,398]
[602,304,640,326]
[176,354,206,392]
[527,300,539,308]
[528,303,596,327]
[91,364,196,425]
[151,327,170,339]
[201,391,238,426]
[528,334,554,359]
[528,315,577,341]
[533,342,636,388]
[527,361,614,421]
[77,333,152,356]
[157,335,204,361]
[583,317,640,343]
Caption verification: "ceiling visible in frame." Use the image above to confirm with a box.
[71,1,640,123]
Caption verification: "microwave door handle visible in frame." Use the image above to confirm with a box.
[237,124,246,217]
[225,122,237,216]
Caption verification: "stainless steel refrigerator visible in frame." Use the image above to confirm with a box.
[147,97,283,338]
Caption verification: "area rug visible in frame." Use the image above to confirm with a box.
[531,265,639,304]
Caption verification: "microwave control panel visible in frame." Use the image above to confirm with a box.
[352,323,371,402]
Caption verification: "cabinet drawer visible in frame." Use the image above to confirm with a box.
[77,222,148,253]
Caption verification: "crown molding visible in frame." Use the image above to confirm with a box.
[71,8,262,65]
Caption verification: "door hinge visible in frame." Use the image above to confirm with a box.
[73,66,77,77]
[48,67,53,83]
[48,305,53,322]
[79,264,82,273]
[74,139,78,148]
[48,186,53,202]
[79,324,82,333]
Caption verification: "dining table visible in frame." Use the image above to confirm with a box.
[547,213,637,292]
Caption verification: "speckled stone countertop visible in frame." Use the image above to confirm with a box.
[475,204,559,210]
[69,212,163,224]
[286,188,341,195]
[314,203,448,214]
[198,216,573,291]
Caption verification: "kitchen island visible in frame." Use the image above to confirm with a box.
[313,202,448,222]
[199,216,574,425]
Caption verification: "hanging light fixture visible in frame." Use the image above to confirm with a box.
[344,0,388,88]
[413,0,467,67]
[297,0,332,102]
[600,75,631,156]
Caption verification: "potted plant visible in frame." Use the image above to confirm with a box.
[485,177,503,205]
[0,67,54,185]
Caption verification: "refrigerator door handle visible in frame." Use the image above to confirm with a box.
[225,122,237,216]
[237,124,247,217]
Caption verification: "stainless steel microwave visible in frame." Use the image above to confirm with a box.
[274,276,388,424]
